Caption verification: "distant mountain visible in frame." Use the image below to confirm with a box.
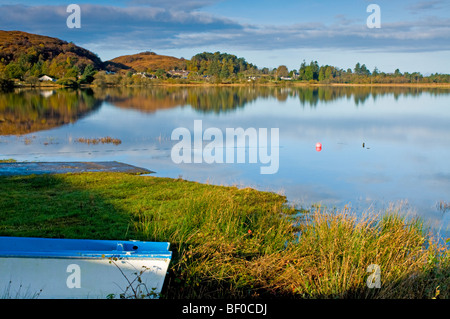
[106,51,187,73]
[0,30,103,79]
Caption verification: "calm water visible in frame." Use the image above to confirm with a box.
[1,86,450,236]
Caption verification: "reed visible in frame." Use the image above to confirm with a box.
[75,136,122,145]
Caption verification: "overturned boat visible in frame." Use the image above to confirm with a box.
[0,236,172,299]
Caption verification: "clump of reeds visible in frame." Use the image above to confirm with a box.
[135,199,449,299]
[246,207,449,299]
[75,137,122,145]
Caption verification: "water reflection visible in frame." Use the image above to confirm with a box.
[2,86,450,136]
[0,88,101,135]
[93,85,450,113]
[93,86,261,114]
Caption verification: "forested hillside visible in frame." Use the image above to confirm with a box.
[0,30,102,86]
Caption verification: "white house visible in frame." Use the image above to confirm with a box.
[39,75,55,82]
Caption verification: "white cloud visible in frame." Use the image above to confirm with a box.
[407,0,449,13]
[0,2,449,61]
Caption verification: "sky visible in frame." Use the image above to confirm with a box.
[0,0,449,74]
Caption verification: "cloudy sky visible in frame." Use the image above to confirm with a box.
[0,0,449,74]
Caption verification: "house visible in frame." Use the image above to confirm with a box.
[134,72,155,79]
[168,70,190,79]
[39,75,55,82]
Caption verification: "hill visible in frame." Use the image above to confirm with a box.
[0,30,103,81]
[106,51,187,73]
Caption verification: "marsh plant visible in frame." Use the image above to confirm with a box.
[1,281,42,299]
[106,257,161,299]
[75,136,122,145]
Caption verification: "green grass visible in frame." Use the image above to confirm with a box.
[0,172,448,299]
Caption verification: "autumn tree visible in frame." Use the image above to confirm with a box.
[276,65,289,78]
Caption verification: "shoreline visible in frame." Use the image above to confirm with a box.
[8,81,450,90]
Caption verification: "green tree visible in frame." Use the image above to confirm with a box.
[318,68,325,82]
[207,60,221,77]
[360,64,371,76]
[5,63,24,79]
[299,60,307,80]
[155,69,167,79]
[325,66,333,79]
[65,66,79,78]
[304,66,314,81]
[80,64,96,84]
[310,61,319,80]
[24,75,39,86]
[372,67,379,76]
[220,61,230,79]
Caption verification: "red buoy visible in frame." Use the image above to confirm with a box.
[316,142,322,152]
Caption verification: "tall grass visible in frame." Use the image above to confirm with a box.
[132,191,449,299]
[131,187,299,298]
[0,173,448,298]
[254,207,449,298]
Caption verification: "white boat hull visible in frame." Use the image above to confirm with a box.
[0,237,172,299]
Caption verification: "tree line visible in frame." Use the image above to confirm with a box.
[275,60,450,84]
[186,52,258,80]
[1,48,449,88]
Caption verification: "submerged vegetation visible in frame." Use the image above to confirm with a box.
[75,137,122,145]
[0,172,448,299]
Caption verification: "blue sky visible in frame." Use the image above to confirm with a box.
[0,0,449,74]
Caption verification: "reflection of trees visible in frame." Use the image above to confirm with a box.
[0,88,100,135]
[187,87,260,113]
[97,86,263,114]
[294,86,450,107]
[2,86,448,135]
[93,86,188,113]
[94,85,450,114]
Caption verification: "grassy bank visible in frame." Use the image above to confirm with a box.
[0,172,448,299]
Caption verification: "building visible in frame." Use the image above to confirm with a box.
[168,70,190,79]
[39,75,55,82]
